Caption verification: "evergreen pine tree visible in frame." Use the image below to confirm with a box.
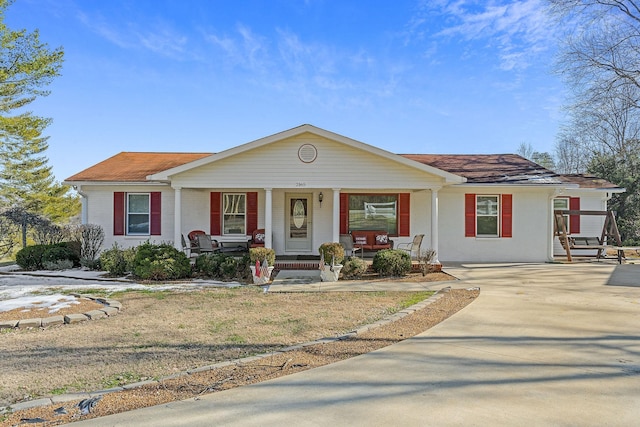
[0,0,78,249]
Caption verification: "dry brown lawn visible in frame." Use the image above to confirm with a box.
[0,271,473,425]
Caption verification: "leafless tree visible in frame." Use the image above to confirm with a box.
[554,133,589,173]
[550,0,640,108]
[80,224,104,265]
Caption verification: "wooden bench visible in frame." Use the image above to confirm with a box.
[559,236,607,260]
[568,236,606,250]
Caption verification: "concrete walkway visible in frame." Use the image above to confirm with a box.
[74,262,640,426]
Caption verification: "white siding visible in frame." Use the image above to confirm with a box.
[438,187,552,262]
[171,134,445,189]
[82,184,175,251]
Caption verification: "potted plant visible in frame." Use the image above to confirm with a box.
[318,242,345,282]
[249,247,276,285]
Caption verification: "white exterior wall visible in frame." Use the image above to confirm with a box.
[82,184,175,251]
[438,186,553,262]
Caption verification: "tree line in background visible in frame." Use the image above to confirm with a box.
[516,1,640,244]
[0,0,79,258]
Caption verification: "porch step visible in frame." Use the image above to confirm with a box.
[275,261,320,270]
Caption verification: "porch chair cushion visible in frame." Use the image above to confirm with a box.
[375,233,388,244]
[372,231,391,250]
[354,235,368,246]
[250,229,266,248]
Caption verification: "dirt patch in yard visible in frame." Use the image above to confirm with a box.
[0,299,105,322]
[1,271,471,425]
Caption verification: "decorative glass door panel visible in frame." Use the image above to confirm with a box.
[285,194,312,252]
[290,198,307,238]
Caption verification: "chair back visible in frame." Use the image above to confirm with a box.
[197,234,214,252]
[188,230,206,242]
[339,234,354,250]
[409,234,424,258]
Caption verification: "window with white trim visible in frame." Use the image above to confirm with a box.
[553,198,570,233]
[476,195,499,236]
[127,193,150,235]
[223,193,246,235]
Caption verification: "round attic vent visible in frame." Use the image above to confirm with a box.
[298,144,318,163]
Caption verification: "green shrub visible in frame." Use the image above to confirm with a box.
[16,242,78,271]
[100,243,137,277]
[249,247,276,266]
[219,256,239,280]
[132,242,191,281]
[372,249,412,277]
[42,244,78,267]
[318,242,345,265]
[195,253,245,281]
[16,244,48,270]
[194,252,225,276]
[237,254,252,281]
[341,256,369,279]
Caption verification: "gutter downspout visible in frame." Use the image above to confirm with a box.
[74,186,88,225]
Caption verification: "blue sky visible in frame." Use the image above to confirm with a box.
[6,0,564,182]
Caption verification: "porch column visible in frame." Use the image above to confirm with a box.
[332,188,341,242]
[173,186,182,250]
[431,187,440,264]
[264,188,273,248]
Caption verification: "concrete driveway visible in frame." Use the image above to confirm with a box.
[74,262,640,426]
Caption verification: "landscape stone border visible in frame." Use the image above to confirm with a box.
[0,294,122,330]
[5,286,468,413]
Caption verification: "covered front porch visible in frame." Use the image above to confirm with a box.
[172,187,443,262]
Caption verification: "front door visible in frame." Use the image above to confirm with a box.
[285,193,312,252]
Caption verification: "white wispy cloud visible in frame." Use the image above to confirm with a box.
[409,0,556,71]
[203,24,400,109]
[76,11,189,60]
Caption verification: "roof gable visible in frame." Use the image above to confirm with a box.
[148,124,465,184]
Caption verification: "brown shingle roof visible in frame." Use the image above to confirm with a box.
[401,154,622,189]
[65,152,213,182]
[401,154,555,183]
[555,173,621,189]
[65,151,621,190]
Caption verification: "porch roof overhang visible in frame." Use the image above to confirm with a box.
[147,124,466,185]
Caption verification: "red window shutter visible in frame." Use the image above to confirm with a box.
[210,192,221,235]
[340,193,348,234]
[150,192,161,235]
[501,194,512,238]
[246,192,258,233]
[398,193,410,237]
[570,197,580,234]
[113,192,125,236]
[465,194,476,237]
